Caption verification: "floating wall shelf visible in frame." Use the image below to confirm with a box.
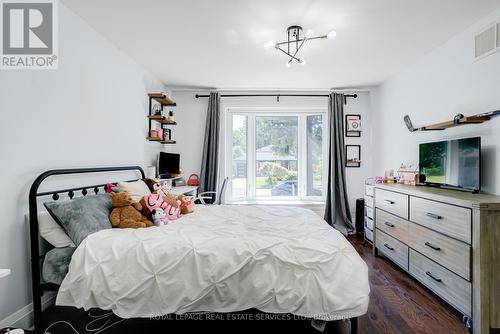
[405,110,500,132]
[147,93,177,144]
[148,93,176,106]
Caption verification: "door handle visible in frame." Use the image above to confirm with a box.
[425,271,442,283]
[425,242,441,251]
[384,222,395,228]
[426,212,442,220]
[385,200,395,205]
[384,243,394,251]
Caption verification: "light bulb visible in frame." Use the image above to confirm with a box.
[300,59,306,66]
[327,30,337,39]
[264,40,275,48]
[306,29,313,37]
[285,61,291,68]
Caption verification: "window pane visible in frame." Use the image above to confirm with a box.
[255,116,298,197]
[307,115,323,197]
[231,115,247,199]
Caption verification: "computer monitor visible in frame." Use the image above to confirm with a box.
[157,152,180,178]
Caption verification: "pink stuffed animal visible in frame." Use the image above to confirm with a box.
[151,208,168,226]
[140,193,181,221]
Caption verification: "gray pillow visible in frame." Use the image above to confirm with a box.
[44,194,112,246]
[42,246,76,285]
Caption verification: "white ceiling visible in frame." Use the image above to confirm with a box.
[62,0,500,90]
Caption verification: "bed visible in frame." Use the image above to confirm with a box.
[29,167,369,332]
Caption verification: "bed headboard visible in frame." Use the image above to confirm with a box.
[28,166,145,330]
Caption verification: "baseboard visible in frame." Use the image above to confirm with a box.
[0,292,55,329]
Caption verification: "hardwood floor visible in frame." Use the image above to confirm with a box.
[348,234,467,334]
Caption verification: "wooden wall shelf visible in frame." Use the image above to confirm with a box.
[147,93,177,145]
[148,93,176,106]
[424,116,490,130]
[405,110,499,132]
[146,137,176,144]
[147,115,177,125]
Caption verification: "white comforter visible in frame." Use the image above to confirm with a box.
[57,205,369,320]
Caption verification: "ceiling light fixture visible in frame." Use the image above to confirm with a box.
[264,25,336,67]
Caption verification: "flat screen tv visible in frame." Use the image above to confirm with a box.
[419,137,481,192]
[157,152,180,178]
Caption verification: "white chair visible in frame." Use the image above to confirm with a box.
[194,177,229,205]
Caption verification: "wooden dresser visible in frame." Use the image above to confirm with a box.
[373,184,500,333]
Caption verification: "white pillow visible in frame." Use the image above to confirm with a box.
[118,180,151,202]
[38,211,76,248]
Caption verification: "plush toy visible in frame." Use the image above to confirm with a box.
[151,208,168,226]
[142,178,171,198]
[109,192,154,229]
[105,183,121,193]
[177,195,194,214]
[140,193,181,221]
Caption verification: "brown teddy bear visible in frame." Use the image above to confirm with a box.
[109,192,153,229]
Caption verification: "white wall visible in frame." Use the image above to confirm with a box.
[373,8,500,195]
[166,92,208,176]
[0,4,166,322]
[344,92,374,217]
[171,90,374,221]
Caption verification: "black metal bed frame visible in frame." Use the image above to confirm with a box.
[28,166,358,333]
[28,166,146,331]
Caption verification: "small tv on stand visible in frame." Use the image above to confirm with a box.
[157,152,180,179]
[419,136,481,193]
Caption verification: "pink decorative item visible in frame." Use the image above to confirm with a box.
[151,208,168,226]
[156,129,164,140]
[141,193,181,221]
[105,183,120,193]
[374,176,383,184]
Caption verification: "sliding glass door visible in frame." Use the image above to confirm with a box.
[228,110,326,202]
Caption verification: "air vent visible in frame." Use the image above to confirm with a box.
[475,26,495,58]
[474,21,500,60]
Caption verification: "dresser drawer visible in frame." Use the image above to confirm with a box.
[364,195,374,208]
[375,189,408,219]
[409,223,471,280]
[376,209,409,244]
[365,216,374,230]
[364,227,373,242]
[409,249,471,316]
[365,205,374,220]
[410,197,471,244]
[365,185,375,197]
[376,229,408,270]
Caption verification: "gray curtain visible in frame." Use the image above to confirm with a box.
[199,92,220,194]
[324,93,354,235]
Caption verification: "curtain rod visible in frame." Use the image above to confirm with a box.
[195,93,357,99]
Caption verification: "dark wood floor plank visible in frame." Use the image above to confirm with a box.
[349,235,466,334]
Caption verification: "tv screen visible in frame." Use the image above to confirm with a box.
[158,152,180,177]
[419,137,481,191]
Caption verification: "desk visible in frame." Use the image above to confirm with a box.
[171,186,198,197]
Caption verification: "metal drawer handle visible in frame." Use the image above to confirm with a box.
[384,221,395,228]
[385,199,395,204]
[426,212,442,220]
[384,243,394,251]
[425,242,441,251]
[425,271,442,282]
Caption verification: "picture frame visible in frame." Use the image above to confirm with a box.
[345,145,361,168]
[345,114,361,137]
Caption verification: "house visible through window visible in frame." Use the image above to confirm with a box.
[227,109,327,202]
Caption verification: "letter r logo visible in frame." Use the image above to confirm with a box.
[2,2,53,54]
